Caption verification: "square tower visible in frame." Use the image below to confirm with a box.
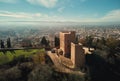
[60,31,75,57]
[71,43,85,68]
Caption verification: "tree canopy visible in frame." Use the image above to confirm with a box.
[41,36,49,47]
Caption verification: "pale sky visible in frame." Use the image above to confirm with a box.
[0,0,120,22]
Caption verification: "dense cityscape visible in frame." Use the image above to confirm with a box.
[0,22,120,48]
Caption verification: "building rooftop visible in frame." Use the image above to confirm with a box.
[60,31,75,34]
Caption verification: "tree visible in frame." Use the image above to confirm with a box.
[55,36,60,47]
[21,39,32,47]
[100,37,106,45]
[106,37,119,50]
[92,38,99,50]
[79,38,86,46]
[41,36,49,47]
[86,36,93,51]
[75,35,79,44]
[0,40,5,48]
[7,38,11,48]
[32,52,45,64]
[106,37,120,57]
[28,64,53,81]
[0,66,22,81]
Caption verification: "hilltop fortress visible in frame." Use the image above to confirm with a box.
[59,31,85,68]
[47,31,86,74]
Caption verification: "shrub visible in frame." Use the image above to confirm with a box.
[28,64,53,81]
[32,52,45,64]
[0,55,9,65]
[0,67,21,81]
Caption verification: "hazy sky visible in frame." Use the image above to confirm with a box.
[0,0,120,22]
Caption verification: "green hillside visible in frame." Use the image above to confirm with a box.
[0,49,45,65]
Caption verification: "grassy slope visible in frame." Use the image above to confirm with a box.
[0,49,45,65]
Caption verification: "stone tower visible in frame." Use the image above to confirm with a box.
[71,42,85,68]
[60,31,75,57]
